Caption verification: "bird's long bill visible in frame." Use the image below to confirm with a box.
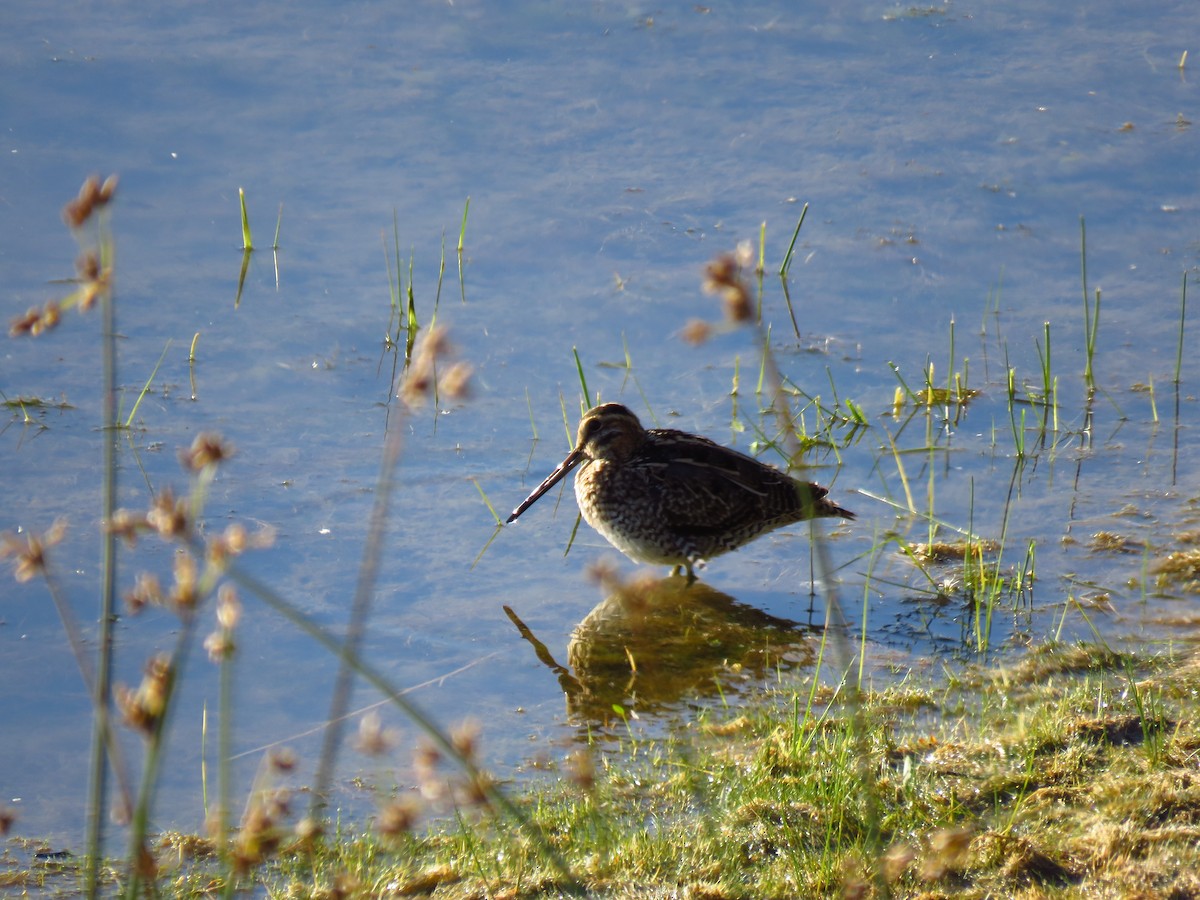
[506,448,585,523]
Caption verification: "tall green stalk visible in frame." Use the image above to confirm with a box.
[87,206,120,900]
[1175,272,1188,386]
[1079,217,1101,390]
[310,379,408,818]
[217,603,235,897]
[123,619,199,900]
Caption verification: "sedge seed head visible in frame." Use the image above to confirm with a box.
[681,318,712,345]
[126,572,164,613]
[107,509,149,547]
[216,583,241,630]
[181,432,234,472]
[1,520,66,583]
[567,749,595,792]
[376,796,421,839]
[269,748,297,773]
[703,253,739,293]
[63,175,102,229]
[31,302,62,335]
[147,488,189,538]
[203,630,234,663]
[440,361,472,400]
[355,712,396,757]
[722,284,753,323]
[10,307,42,337]
[168,551,199,612]
[294,816,322,845]
[98,174,119,204]
[116,654,173,735]
[450,718,480,759]
[76,251,100,282]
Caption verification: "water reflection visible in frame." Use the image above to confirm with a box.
[507,573,817,724]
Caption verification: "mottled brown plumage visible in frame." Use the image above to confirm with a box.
[507,403,854,580]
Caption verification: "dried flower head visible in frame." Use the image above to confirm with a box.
[207,529,238,569]
[76,251,100,282]
[168,551,199,612]
[376,796,421,839]
[31,302,61,335]
[703,250,754,323]
[566,749,595,792]
[10,301,67,337]
[583,557,624,595]
[78,281,102,313]
[208,522,274,569]
[216,583,241,630]
[882,842,916,882]
[920,826,974,881]
[681,318,712,345]
[181,433,234,472]
[413,741,445,802]
[98,174,119,204]
[269,748,297,773]
[1,520,66,583]
[116,654,173,735]
[266,789,292,820]
[703,253,739,293]
[399,325,472,406]
[722,284,753,323]
[126,572,164,613]
[203,629,234,663]
[107,509,150,547]
[221,523,248,556]
[205,584,241,661]
[461,770,495,808]
[450,718,481,761]
[439,361,472,400]
[9,307,42,337]
[293,816,322,846]
[63,175,103,229]
[355,712,396,757]
[147,488,189,539]
[251,524,276,549]
[232,801,282,871]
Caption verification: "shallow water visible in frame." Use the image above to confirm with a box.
[2,0,1199,848]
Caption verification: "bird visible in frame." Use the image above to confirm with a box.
[506,402,854,581]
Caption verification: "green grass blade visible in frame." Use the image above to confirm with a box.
[472,477,503,525]
[457,196,470,303]
[778,202,808,277]
[124,339,172,428]
[573,347,592,410]
[239,187,253,251]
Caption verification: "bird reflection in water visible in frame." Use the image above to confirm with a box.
[505,565,819,724]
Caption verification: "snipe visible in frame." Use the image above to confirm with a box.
[507,403,854,580]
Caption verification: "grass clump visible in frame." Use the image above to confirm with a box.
[193,644,1200,898]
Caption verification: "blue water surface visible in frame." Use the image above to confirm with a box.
[2,0,1198,848]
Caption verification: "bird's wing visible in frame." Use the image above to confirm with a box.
[641,431,805,535]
